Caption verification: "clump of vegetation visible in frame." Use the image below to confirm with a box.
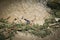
[16,17,60,38]
[0,18,17,40]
